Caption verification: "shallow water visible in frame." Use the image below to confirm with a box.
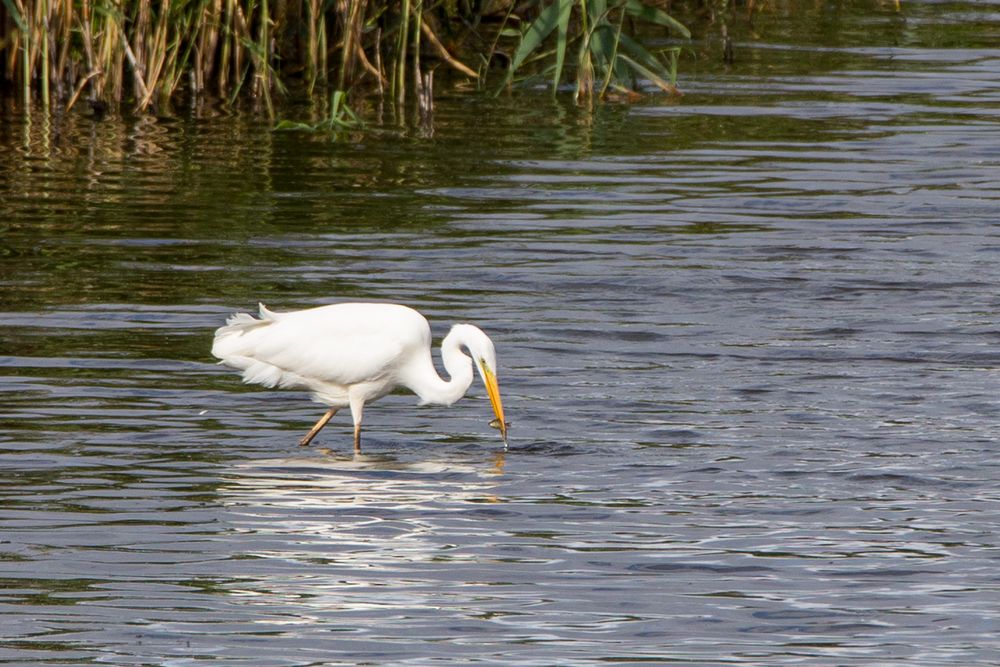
[2,1,1000,664]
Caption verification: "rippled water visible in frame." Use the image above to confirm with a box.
[3,1,1000,664]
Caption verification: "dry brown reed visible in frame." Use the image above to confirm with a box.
[0,0,689,117]
[1,0,484,115]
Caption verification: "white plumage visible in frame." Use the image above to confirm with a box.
[212,302,508,451]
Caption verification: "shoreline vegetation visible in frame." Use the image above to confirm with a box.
[0,0,690,122]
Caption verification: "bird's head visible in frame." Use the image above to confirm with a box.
[452,324,508,444]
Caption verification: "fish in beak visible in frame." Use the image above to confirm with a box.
[481,365,508,444]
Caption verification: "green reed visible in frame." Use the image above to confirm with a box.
[0,0,689,116]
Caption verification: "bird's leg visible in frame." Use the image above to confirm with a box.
[349,395,365,454]
[299,409,337,446]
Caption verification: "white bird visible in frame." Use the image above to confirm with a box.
[211,302,508,451]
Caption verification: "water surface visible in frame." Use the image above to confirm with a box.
[2,1,1000,664]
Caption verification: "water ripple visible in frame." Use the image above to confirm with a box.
[3,5,1000,663]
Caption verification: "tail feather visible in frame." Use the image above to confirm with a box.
[258,303,279,320]
[212,304,277,361]
[214,303,279,338]
[212,304,313,391]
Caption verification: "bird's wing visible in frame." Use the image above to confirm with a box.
[214,303,423,390]
[247,323,406,387]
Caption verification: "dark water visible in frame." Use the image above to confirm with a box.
[2,1,1000,664]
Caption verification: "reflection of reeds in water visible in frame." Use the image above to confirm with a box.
[0,0,688,117]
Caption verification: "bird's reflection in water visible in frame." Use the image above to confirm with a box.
[221,450,508,574]
[271,448,507,476]
[224,448,505,507]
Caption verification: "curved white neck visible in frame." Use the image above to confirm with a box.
[412,329,475,406]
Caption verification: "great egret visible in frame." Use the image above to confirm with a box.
[211,302,508,451]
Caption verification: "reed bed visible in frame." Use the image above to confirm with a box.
[0,0,689,117]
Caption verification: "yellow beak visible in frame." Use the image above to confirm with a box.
[482,366,508,444]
